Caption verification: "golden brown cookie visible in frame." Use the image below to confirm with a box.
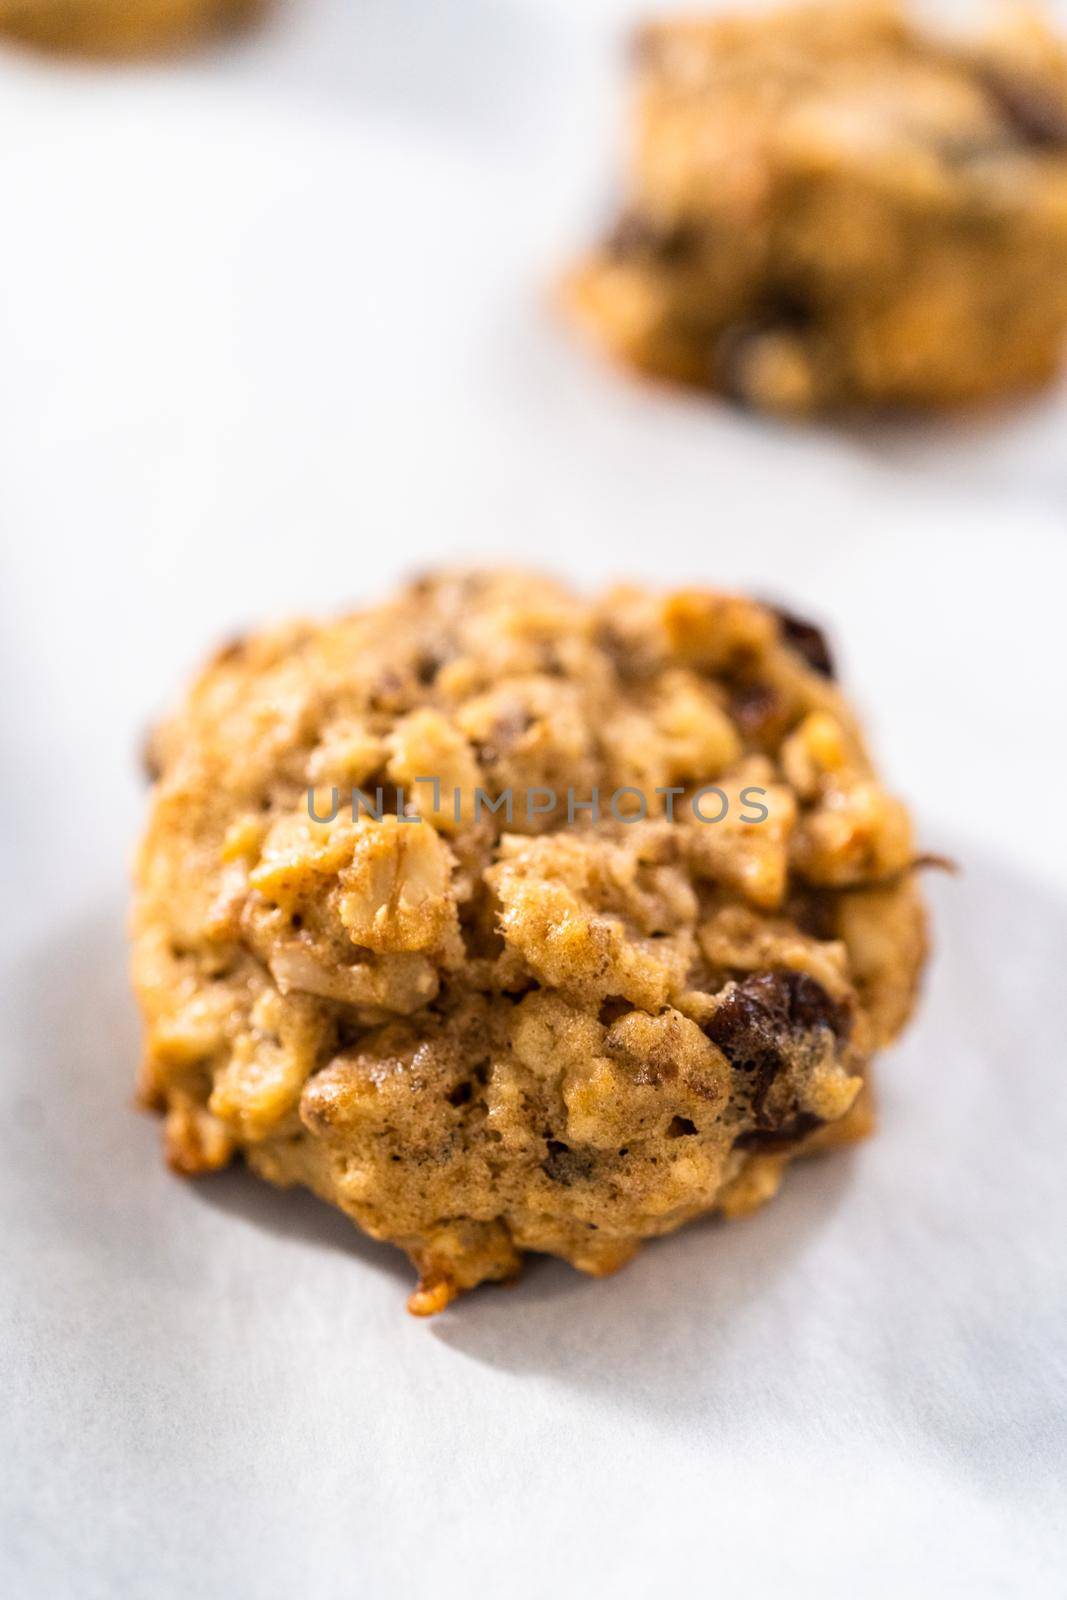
[565,1,1067,412]
[0,0,260,56]
[131,570,927,1313]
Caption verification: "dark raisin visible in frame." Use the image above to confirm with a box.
[605,210,700,267]
[706,978,788,1098]
[980,65,1067,150]
[730,681,786,743]
[734,1112,825,1152]
[542,1140,596,1186]
[705,971,849,1124]
[414,647,449,686]
[760,288,816,332]
[353,775,405,818]
[768,604,835,679]
[790,889,840,941]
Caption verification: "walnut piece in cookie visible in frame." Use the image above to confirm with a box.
[131,569,927,1312]
[564,1,1067,412]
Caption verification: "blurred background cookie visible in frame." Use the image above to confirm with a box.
[565,1,1067,413]
[0,0,262,56]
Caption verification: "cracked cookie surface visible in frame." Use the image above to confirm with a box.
[132,569,927,1312]
[565,0,1067,412]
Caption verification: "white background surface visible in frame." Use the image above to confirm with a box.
[2,3,1066,1596]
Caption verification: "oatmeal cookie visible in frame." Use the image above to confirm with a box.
[565,1,1067,412]
[0,0,260,56]
[132,570,927,1313]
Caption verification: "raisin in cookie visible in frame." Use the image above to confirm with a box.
[565,1,1067,412]
[0,0,260,55]
[132,570,927,1313]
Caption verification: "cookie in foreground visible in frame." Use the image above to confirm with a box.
[0,0,260,55]
[564,0,1067,413]
[131,569,927,1313]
